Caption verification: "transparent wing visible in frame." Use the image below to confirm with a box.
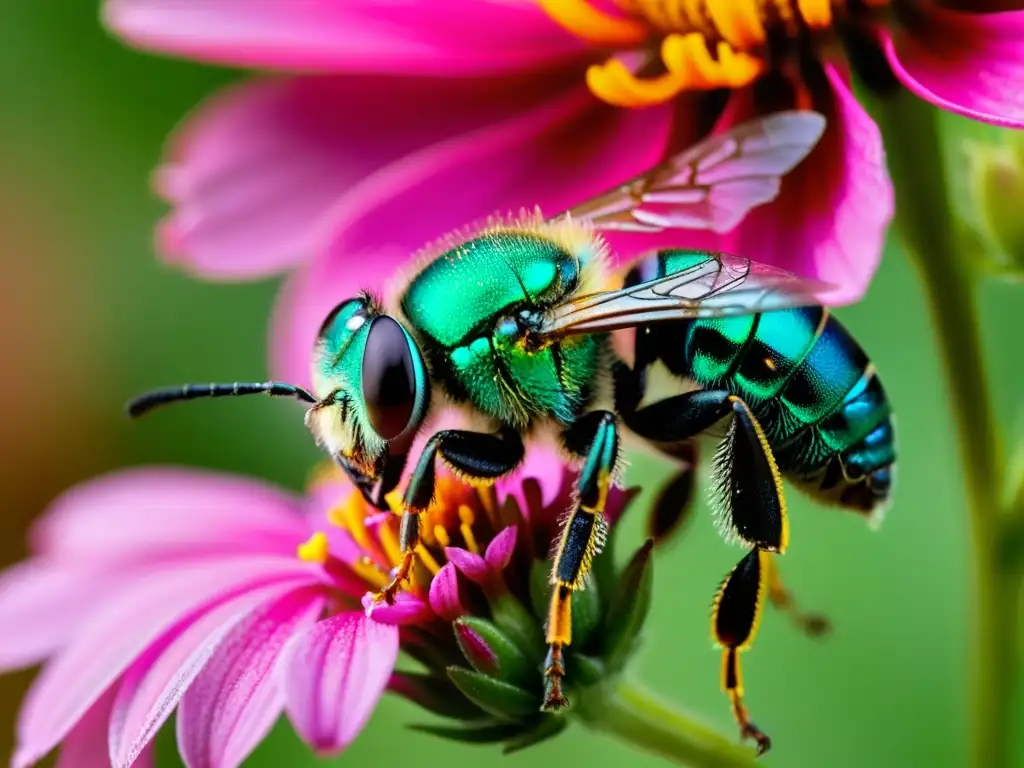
[564,111,826,234]
[535,252,836,339]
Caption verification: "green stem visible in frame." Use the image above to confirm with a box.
[579,679,757,768]
[869,90,1016,768]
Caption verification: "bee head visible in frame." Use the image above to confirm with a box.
[306,294,431,496]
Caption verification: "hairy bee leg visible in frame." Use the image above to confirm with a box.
[543,411,619,712]
[372,428,524,606]
[714,548,772,756]
[763,556,831,637]
[623,388,788,751]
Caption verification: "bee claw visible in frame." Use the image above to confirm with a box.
[740,723,771,757]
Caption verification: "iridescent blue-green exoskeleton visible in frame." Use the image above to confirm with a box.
[127,111,894,755]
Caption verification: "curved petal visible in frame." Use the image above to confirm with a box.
[879,8,1024,128]
[444,547,488,584]
[176,588,325,768]
[13,557,322,768]
[156,73,590,279]
[271,86,673,383]
[0,562,121,671]
[360,592,434,626]
[56,690,153,768]
[484,526,518,572]
[108,582,318,768]
[279,612,399,755]
[427,562,466,621]
[30,467,311,564]
[103,0,585,76]
[666,67,892,304]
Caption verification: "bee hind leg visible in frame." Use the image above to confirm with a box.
[371,427,524,606]
[622,387,789,753]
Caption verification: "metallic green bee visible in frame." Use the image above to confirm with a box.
[129,111,895,753]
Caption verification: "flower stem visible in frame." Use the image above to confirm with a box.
[868,89,1017,768]
[578,679,757,768]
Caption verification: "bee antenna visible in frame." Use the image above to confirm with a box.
[126,381,317,419]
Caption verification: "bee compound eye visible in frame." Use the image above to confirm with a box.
[361,316,418,441]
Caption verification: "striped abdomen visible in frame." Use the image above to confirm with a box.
[681,306,895,515]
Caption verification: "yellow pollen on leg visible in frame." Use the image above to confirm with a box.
[297,532,329,564]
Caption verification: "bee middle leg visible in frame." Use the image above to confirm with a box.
[371,427,524,606]
[621,387,789,754]
[542,410,620,712]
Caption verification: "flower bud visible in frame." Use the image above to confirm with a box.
[965,135,1024,277]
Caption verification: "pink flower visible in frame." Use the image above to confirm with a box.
[0,448,639,767]
[100,2,984,385]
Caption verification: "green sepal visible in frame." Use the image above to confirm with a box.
[502,715,569,754]
[401,625,463,671]
[528,559,600,649]
[529,558,551,620]
[454,616,533,685]
[408,720,527,745]
[488,591,544,664]
[601,538,655,671]
[389,671,486,721]
[566,652,606,688]
[446,666,539,720]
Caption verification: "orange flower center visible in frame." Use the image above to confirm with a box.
[538,0,892,108]
[299,464,512,595]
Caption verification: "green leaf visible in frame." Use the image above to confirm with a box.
[408,720,527,745]
[455,617,533,685]
[503,715,569,754]
[446,666,539,720]
[389,671,486,721]
[602,539,655,670]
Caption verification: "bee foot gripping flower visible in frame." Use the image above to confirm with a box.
[0,448,686,766]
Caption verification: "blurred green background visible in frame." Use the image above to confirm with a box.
[1,3,1022,767]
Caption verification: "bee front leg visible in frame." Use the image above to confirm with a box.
[544,411,620,711]
[371,427,524,606]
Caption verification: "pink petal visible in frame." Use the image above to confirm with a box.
[14,557,322,768]
[484,527,518,572]
[0,561,121,671]
[427,563,466,622]
[444,547,489,584]
[676,68,892,304]
[57,690,153,768]
[279,612,398,755]
[879,8,1024,128]
[272,86,672,383]
[360,592,433,626]
[176,588,325,768]
[108,582,317,768]
[495,443,567,513]
[30,467,311,564]
[103,0,584,75]
[157,75,590,280]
